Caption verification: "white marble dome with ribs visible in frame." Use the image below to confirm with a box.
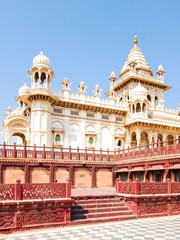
[130,82,147,101]
[33,49,50,68]
[19,81,30,95]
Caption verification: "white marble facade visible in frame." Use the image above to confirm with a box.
[3,36,180,150]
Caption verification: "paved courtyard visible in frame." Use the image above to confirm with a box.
[1,215,180,240]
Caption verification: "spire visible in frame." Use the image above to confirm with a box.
[40,48,43,55]
[134,34,138,45]
[119,35,153,77]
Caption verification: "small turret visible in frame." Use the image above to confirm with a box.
[93,84,102,97]
[62,78,71,92]
[109,71,117,85]
[78,81,87,95]
[156,64,165,77]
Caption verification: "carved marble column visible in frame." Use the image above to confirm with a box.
[91,166,96,188]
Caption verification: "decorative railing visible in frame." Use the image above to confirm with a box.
[0,184,15,200]
[116,179,180,195]
[0,138,180,162]
[0,179,71,201]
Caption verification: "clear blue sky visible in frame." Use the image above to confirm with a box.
[0,0,180,142]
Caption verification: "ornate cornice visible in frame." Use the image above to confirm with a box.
[52,100,126,116]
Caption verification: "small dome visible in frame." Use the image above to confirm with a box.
[19,82,30,95]
[130,82,147,100]
[109,71,117,80]
[33,49,50,68]
[158,64,164,71]
[156,64,165,75]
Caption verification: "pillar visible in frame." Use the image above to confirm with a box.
[25,165,30,184]
[0,165,3,184]
[69,166,74,188]
[91,166,96,188]
[50,165,54,183]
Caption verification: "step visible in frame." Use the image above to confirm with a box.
[72,202,125,209]
[71,206,129,214]
[75,198,121,205]
[71,215,137,225]
[72,210,133,220]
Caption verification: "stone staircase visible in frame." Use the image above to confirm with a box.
[71,195,136,225]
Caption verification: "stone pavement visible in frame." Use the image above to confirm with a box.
[1,215,180,240]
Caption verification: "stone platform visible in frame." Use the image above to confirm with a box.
[1,215,180,240]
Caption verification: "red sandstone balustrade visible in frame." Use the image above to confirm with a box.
[0,178,71,201]
[0,137,180,162]
[116,178,180,195]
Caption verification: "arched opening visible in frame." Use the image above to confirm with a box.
[157,133,163,146]
[34,72,39,83]
[155,96,158,106]
[55,134,61,142]
[133,104,135,113]
[12,132,26,145]
[89,137,94,145]
[117,140,121,147]
[131,132,137,147]
[140,131,149,145]
[167,134,173,145]
[136,103,141,112]
[120,97,123,101]
[41,72,46,84]
[142,103,146,112]
[147,95,151,101]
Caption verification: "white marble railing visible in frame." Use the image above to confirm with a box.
[113,70,164,88]
[52,90,129,110]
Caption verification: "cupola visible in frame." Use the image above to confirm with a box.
[93,84,102,97]
[156,64,165,77]
[33,49,50,68]
[62,78,71,92]
[78,81,87,95]
[28,49,54,89]
[109,71,117,85]
[18,81,30,96]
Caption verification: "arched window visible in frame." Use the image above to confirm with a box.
[55,134,61,142]
[155,96,158,106]
[147,95,151,101]
[167,134,173,145]
[34,72,39,83]
[117,140,121,147]
[131,133,137,147]
[142,103,146,112]
[157,133,163,146]
[136,103,141,112]
[89,137,93,144]
[41,72,46,84]
[140,131,149,145]
[133,104,135,113]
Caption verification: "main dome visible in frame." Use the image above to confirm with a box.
[33,49,50,68]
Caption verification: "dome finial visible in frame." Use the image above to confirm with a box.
[40,48,43,55]
[134,34,138,45]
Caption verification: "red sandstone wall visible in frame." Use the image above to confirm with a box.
[30,167,49,183]
[96,169,112,188]
[3,167,25,184]
[74,168,91,188]
[54,167,69,183]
